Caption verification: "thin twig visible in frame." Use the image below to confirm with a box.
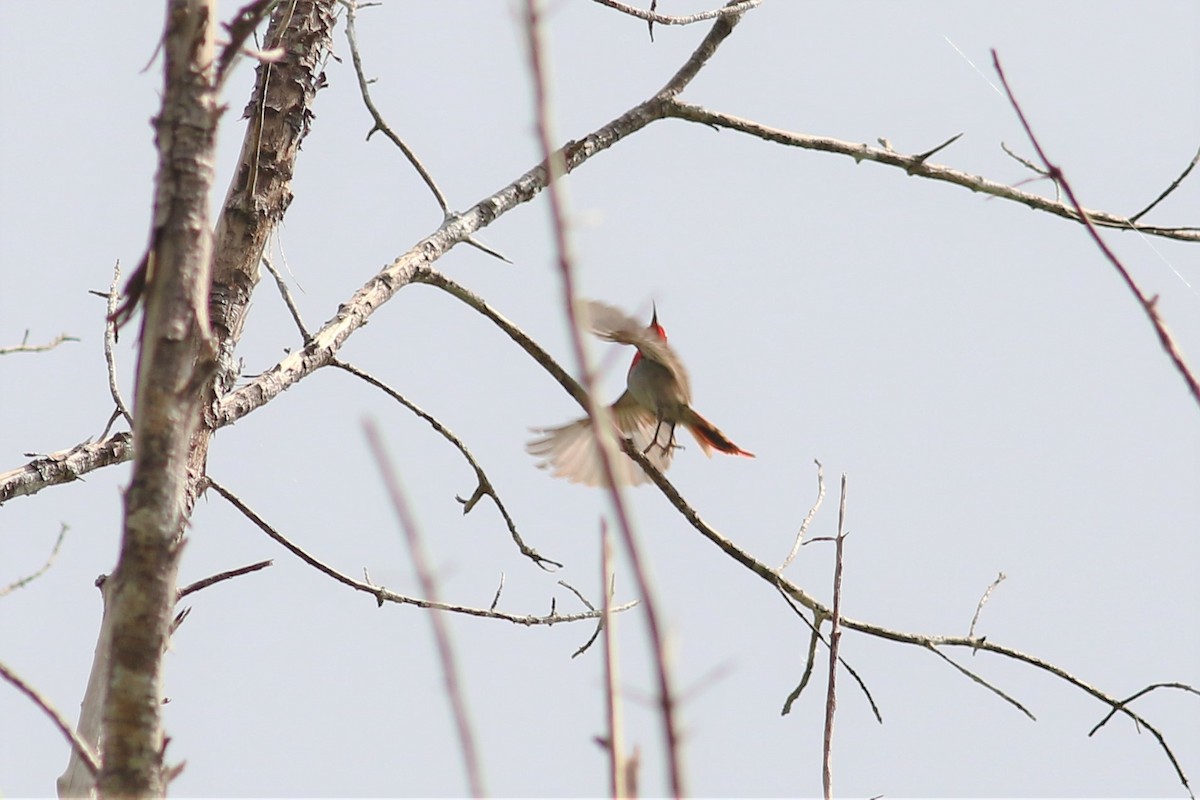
[592,0,760,27]
[1089,682,1200,736]
[102,261,134,430]
[1131,142,1200,222]
[778,460,826,572]
[822,474,848,800]
[776,583,882,723]
[1000,141,1060,201]
[781,624,821,716]
[363,420,485,798]
[924,644,1036,721]
[331,359,560,570]
[0,331,79,356]
[992,49,1200,409]
[177,559,274,599]
[968,571,1006,641]
[558,579,595,611]
[911,131,963,164]
[0,660,100,776]
[342,0,449,214]
[0,523,69,597]
[566,577,617,659]
[203,476,620,626]
[489,573,504,612]
[262,254,311,341]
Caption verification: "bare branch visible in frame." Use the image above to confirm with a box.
[776,585,882,724]
[0,660,100,776]
[778,460,826,572]
[0,523,69,597]
[489,573,505,612]
[342,0,450,214]
[363,420,485,798]
[558,579,596,611]
[592,0,760,27]
[203,476,618,626]
[177,559,274,599]
[656,1,749,99]
[1131,142,1200,222]
[262,254,311,342]
[1000,141,1060,201]
[822,475,848,800]
[968,571,1006,642]
[0,433,133,505]
[331,359,560,570]
[1089,682,1200,736]
[781,622,821,716]
[992,50,1200,410]
[666,101,1199,241]
[620,434,1188,789]
[924,644,1035,720]
[0,331,79,356]
[102,260,134,431]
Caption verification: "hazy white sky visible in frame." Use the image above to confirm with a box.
[2,1,1197,797]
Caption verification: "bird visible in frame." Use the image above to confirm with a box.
[526,300,754,486]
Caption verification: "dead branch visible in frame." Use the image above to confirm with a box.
[0,523,69,597]
[779,460,826,571]
[331,359,560,570]
[177,559,273,599]
[822,475,849,800]
[666,102,1198,241]
[0,331,79,356]
[203,476,622,626]
[0,660,100,776]
[592,0,760,27]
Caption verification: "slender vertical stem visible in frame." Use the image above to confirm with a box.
[601,525,627,799]
[823,475,849,800]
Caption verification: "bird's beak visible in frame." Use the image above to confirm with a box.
[650,301,658,327]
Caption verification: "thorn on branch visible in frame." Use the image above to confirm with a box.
[489,573,505,611]
[909,132,963,171]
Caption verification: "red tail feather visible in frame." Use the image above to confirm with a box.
[685,409,754,458]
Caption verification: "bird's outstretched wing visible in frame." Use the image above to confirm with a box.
[584,300,686,377]
[525,391,673,486]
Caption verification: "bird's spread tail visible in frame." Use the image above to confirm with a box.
[683,408,754,458]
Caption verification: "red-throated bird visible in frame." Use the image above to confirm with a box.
[527,300,754,486]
